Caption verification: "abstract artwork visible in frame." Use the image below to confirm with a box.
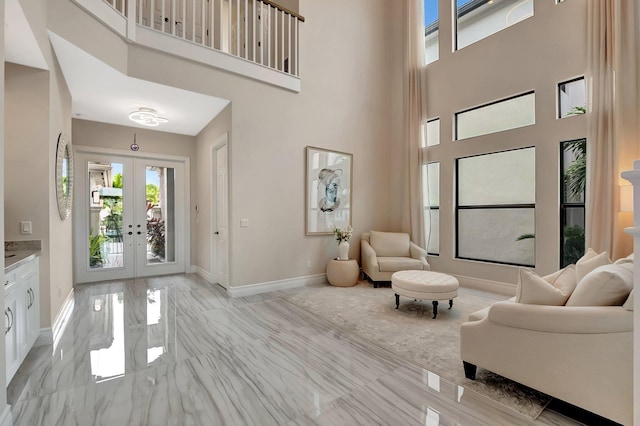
[305,146,352,235]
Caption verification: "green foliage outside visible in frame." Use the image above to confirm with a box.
[146,184,160,206]
[113,173,123,188]
[89,230,106,267]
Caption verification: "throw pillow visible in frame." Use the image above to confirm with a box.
[566,263,633,306]
[516,268,574,305]
[614,253,634,265]
[575,248,611,282]
[623,289,634,311]
[542,264,577,299]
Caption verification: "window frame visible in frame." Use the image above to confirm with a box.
[455,147,536,267]
[557,76,586,119]
[559,138,586,268]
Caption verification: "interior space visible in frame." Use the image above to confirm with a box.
[1,0,639,425]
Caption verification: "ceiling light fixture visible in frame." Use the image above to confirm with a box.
[128,107,168,127]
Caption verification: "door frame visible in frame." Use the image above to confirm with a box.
[210,134,230,288]
[73,145,191,284]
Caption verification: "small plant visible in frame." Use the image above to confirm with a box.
[333,225,353,244]
[147,218,166,259]
[89,231,106,267]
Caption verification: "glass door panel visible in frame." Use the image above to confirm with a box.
[145,166,176,265]
[88,162,125,270]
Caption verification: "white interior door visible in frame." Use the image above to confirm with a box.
[213,141,229,288]
[75,152,186,284]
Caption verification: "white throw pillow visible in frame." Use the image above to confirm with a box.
[623,289,634,311]
[575,248,611,282]
[614,253,634,265]
[516,266,576,305]
[566,263,633,306]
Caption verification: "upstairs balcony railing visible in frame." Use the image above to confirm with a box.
[90,0,304,87]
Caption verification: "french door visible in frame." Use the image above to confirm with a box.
[74,152,186,283]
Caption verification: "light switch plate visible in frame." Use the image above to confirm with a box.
[20,221,32,235]
[240,219,249,227]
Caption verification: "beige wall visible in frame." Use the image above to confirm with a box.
[120,0,404,286]
[424,0,588,289]
[194,105,231,275]
[4,0,74,331]
[72,119,198,266]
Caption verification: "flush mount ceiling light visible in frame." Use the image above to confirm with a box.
[128,107,168,127]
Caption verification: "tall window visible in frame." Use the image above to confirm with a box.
[457,147,535,266]
[423,162,440,255]
[560,139,586,267]
[455,92,535,140]
[456,0,534,50]
[424,0,439,64]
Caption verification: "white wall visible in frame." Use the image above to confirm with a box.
[424,0,588,290]
[122,0,404,287]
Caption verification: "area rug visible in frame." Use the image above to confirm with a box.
[285,282,551,419]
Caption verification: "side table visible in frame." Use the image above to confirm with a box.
[326,259,359,287]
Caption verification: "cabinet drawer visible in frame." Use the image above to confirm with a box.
[4,270,16,288]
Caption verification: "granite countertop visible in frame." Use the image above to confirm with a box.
[4,240,42,273]
[4,251,40,272]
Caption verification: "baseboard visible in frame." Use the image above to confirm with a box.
[227,274,327,298]
[455,274,516,296]
[35,327,53,347]
[52,289,75,352]
[0,404,12,426]
[195,266,214,283]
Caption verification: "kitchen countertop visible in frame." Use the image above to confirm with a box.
[4,250,40,273]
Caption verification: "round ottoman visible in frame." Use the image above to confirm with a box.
[391,270,459,319]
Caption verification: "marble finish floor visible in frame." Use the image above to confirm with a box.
[7,274,586,425]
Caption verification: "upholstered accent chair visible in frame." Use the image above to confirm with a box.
[361,231,429,288]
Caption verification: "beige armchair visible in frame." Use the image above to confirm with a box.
[361,231,429,288]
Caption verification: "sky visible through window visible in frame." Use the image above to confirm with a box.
[425,0,473,26]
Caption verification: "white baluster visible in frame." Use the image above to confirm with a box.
[191,0,196,42]
[294,17,298,76]
[138,0,143,25]
[161,0,166,32]
[287,12,291,74]
[244,0,248,59]
[210,0,215,48]
[280,10,284,71]
[171,0,176,35]
[201,0,206,45]
[251,0,256,61]
[151,0,155,29]
[267,5,271,68]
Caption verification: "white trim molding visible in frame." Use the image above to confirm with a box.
[35,328,53,347]
[228,274,327,298]
[195,266,213,283]
[52,289,75,352]
[454,274,516,297]
[0,405,12,426]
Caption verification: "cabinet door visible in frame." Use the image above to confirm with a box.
[25,266,39,347]
[5,290,21,383]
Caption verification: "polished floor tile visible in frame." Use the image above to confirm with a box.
[8,274,585,425]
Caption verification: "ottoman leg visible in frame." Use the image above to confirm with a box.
[432,301,438,319]
[449,299,453,309]
[395,293,400,309]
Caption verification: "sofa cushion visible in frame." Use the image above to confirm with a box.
[623,289,634,311]
[370,231,411,257]
[516,266,576,305]
[377,257,424,272]
[566,263,633,306]
[576,248,611,282]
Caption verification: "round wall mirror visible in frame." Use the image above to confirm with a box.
[56,133,74,220]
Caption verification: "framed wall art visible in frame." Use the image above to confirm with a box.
[305,146,352,235]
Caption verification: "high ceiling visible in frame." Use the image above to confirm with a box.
[5,0,229,137]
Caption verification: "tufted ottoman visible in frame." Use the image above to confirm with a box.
[391,270,459,319]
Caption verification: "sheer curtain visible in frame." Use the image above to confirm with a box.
[585,0,640,259]
[403,0,426,247]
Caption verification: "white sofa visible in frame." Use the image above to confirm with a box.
[361,231,429,288]
[460,253,634,425]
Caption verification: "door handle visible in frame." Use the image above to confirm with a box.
[214,232,219,235]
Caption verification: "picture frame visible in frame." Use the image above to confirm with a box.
[305,146,353,235]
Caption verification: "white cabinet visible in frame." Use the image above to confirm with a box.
[4,256,39,384]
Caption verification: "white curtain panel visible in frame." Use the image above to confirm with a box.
[404,0,426,247]
[585,0,640,259]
